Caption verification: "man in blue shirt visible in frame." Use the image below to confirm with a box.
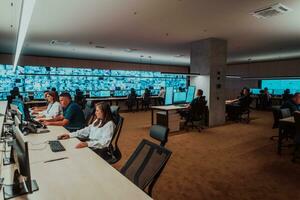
[43,92,85,131]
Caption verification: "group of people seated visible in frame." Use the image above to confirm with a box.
[31,90,116,160]
[281,92,300,113]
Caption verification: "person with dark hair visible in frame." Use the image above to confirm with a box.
[43,92,85,131]
[226,87,252,120]
[281,92,300,113]
[74,89,86,109]
[51,87,59,101]
[58,102,116,159]
[282,89,293,103]
[35,91,62,119]
[141,88,151,110]
[127,88,137,112]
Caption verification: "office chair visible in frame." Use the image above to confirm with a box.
[106,115,124,164]
[149,125,169,146]
[270,106,282,140]
[277,108,294,154]
[292,112,300,162]
[120,139,172,197]
[83,100,95,125]
[184,101,207,132]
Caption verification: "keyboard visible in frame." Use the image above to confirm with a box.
[177,104,187,107]
[48,140,66,152]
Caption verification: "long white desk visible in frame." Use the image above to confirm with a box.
[0,125,152,200]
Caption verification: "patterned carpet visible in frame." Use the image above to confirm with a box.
[113,110,300,200]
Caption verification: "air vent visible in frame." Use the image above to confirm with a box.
[251,3,292,19]
[95,45,105,48]
[50,40,71,46]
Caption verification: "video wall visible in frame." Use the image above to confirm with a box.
[261,79,300,95]
[0,64,187,100]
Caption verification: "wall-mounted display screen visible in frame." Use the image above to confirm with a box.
[261,79,300,95]
[0,64,187,100]
[165,87,174,105]
[186,86,196,103]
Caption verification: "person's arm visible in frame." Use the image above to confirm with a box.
[87,121,115,149]
[69,124,91,138]
[44,118,69,126]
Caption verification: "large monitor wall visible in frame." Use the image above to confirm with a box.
[261,79,300,94]
[0,64,187,100]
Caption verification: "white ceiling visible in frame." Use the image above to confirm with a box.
[1,0,300,66]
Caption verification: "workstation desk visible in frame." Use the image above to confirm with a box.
[151,105,188,132]
[0,113,152,199]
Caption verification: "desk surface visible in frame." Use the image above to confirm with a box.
[151,104,189,111]
[24,100,47,105]
[279,116,295,123]
[1,125,152,200]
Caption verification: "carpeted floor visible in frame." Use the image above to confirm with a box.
[113,110,300,200]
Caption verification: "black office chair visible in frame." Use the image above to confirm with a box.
[106,115,124,164]
[184,101,207,132]
[82,100,95,126]
[293,112,300,162]
[277,108,294,154]
[270,106,282,140]
[149,125,169,146]
[120,139,172,197]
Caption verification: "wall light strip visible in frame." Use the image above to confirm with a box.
[13,0,36,71]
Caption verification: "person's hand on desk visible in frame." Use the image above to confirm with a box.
[42,121,52,126]
[57,133,70,140]
[75,142,88,148]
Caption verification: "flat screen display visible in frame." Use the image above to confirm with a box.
[173,92,186,103]
[186,86,196,103]
[164,87,173,105]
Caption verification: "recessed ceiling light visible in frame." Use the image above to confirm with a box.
[50,40,71,46]
[125,48,139,52]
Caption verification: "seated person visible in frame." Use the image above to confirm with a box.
[58,102,116,159]
[180,89,207,121]
[282,89,293,103]
[43,92,85,131]
[226,87,252,120]
[35,91,62,119]
[281,92,300,114]
[141,88,151,110]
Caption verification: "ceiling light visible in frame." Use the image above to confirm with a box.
[13,0,36,71]
[125,48,139,52]
[174,54,185,57]
[251,3,292,19]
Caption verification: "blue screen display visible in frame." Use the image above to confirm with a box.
[11,99,26,120]
[186,86,196,103]
[261,80,300,92]
[174,92,186,103]
[0,64,187,100]
[165,87,173,105]
[250,88,261,95]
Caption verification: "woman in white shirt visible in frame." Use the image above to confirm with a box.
[58,102,116,158]
[36,91,61,119]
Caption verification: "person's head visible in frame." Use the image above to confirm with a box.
[130,88,136,94]
[51,87,57,92]
[59,92,72,108]
[94,102,113,127]
[196,89,203,97]
[160,87,164,90]
[242,87,250,96]
[46,91,57,103]
[284,89,290,94]
[292,93,300,105]
[44,91,49,100]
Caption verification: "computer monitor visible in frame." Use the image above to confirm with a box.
[186,86,196,103]
[173,92,187,104]
[164,87,173,105]
[11,99,31,121]
[268,89,274,95]
[250,88,261,95]
[2,126,39,199]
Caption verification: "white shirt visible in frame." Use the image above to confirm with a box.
[42,102,62,118]
[158,89,165,98]
[70,120,116,149]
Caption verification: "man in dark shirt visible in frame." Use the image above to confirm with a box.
[43,92,85,131]
[281,93,300,113]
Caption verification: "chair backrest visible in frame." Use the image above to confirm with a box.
[272,106,281,128]
[294,112,300,144]
[280,108,291,119]
[111,115,124,151]
[120,139,172,194]
[110,105,120,116]
[149,125,169,146]
[190,98,206,121]
[83,101,95,125]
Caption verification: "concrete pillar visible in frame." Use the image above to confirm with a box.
[190,38,227,127]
